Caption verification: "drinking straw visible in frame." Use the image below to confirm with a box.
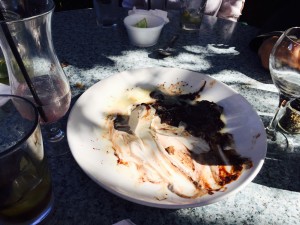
[0,10,48,122]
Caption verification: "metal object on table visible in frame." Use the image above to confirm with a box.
[157,34,179,57]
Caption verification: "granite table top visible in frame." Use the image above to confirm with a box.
[43,8,300,225]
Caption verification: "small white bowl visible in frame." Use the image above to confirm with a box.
[124,14,165,47]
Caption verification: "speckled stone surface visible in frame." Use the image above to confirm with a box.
[42,8,300,225]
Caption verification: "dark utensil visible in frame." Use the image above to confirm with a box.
[157,35,179,56]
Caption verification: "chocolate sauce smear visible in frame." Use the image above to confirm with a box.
[109,84,253,199]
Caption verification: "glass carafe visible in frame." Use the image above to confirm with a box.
[0,0,71,144]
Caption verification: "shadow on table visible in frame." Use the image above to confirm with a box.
[252,117,300,192]
[52,9,272,87]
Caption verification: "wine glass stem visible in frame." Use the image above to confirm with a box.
[266,99,287,141]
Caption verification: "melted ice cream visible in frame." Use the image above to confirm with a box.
[105,86,252,199]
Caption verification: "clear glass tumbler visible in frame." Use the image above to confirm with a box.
[180,0,207,30]
[93,0,120,27]
[0,94,53,225]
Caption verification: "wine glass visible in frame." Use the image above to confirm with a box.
[0,0,71,148]
[266,27,300,150]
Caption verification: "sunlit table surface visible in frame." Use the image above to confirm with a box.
[43,8,300,225]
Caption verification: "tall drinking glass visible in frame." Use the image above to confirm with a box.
[0,94,53,225]
[180,0,207,30]
[266,27,300,150]
[0,0,71,144]
[93,0,120,27]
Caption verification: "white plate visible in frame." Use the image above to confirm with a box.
[67,67,267,209]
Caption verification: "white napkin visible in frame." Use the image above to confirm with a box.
[0,83,10,94]
[128,7,169,23]
[113,219,136,225]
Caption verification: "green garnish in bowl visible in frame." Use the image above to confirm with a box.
[134,18,148,28]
